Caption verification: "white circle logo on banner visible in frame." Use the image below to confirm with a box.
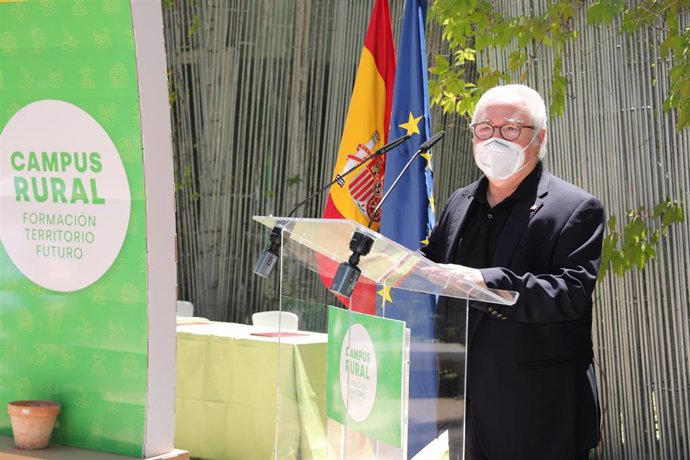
[0,100,131,292]
[340,323,378,422]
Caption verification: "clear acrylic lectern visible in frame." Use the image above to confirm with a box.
[253,216,518,460]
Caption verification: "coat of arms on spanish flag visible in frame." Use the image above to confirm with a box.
[321,0,395,313]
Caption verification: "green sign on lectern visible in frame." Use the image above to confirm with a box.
[326,306,407,448]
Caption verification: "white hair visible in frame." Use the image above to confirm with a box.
[472,84,548,158]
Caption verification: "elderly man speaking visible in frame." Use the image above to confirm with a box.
[422,84,604,460]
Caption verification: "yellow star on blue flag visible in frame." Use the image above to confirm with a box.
[399,112,422,136]
[377,286,393,303]
[421,152,433,170]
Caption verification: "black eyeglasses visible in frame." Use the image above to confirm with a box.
[470,122,535,141]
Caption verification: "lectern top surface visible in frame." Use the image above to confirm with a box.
[254,216,518,306]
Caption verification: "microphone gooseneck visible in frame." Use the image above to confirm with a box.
[367,131,445,228]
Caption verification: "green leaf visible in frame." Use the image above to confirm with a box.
[187,15,200,38]
[657,202,685,230]
[494,23,515,47]
[435,54,450,71]
[607,215,617,232]
[517,30,531,49]
[674,205,685,223]
[508,51,527,71]
[587,0,625,25]
[598,265,609,280]
[609,232,619,249]
[474,33,490,51]
[652,200,669,219]
[635,243,648,269]
[612,252,625,276]
[651,229,660,244]
[532,19,548,43]
[677,107,690,130]
[661,35,686,56]
[623,217,643,247]
[632,216,647,238]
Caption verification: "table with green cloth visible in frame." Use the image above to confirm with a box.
[175,319,328,460]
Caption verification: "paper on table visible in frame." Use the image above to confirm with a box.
[250,332,308,338]
[176,317,210,325]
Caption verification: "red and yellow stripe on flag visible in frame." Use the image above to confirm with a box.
[321,0,396,313]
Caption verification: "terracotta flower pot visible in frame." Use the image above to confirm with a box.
[7,400,61,450]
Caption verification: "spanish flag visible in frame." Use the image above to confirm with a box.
[323,0,395,227]
[321,0,396,313]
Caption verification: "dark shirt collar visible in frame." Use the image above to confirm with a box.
[472,161,542,204]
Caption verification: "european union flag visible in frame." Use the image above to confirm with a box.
[379,0,438,457]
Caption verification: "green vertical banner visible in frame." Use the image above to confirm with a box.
[326,306,407,448]
[0,0,176,456]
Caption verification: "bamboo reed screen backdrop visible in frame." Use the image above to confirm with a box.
[161,1,689,459]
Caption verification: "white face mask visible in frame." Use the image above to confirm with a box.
[474,137,529,181]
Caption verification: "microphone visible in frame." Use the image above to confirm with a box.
[329,131,446,298]
[252,224,284,278]
[375,133,413,154]
[418,130,446,153]
[253,133,412,278]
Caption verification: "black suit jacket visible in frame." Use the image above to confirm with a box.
[422,165,604,460]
